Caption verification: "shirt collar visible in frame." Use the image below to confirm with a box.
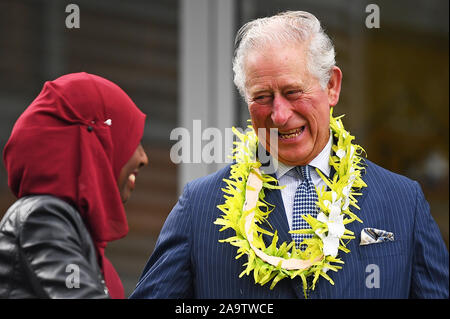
[275,131,332,179]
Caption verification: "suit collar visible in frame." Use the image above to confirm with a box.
[269,133,333,180]
[261,174,292,245]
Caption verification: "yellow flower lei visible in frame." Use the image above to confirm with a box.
[214,109,367,297]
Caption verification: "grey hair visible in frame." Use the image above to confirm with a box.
[232,11,336,100]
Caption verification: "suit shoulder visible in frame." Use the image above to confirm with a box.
[363,159,419,190]
[185,164,232,194]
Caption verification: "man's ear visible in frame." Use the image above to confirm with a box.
[327,66,342,106]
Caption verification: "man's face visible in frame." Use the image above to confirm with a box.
[244,43,341,166]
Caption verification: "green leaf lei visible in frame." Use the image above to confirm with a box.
[214,109,367,297]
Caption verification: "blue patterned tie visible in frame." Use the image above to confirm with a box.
[291,165,318,249]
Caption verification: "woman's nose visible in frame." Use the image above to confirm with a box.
[138,144,149,167]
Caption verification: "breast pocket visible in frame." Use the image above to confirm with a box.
[357,239,405,260]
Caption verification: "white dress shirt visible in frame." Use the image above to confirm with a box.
[274,133,332,230]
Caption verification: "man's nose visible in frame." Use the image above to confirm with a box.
[271,94,292,126]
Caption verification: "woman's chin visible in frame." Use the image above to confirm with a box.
[121,190,131,204]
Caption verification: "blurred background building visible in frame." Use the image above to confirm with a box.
[0,0,448,297]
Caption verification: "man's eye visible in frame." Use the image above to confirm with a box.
[253,95,272,104]
[286,90,302,99]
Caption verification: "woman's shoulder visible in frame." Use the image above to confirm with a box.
[1,195,83,236]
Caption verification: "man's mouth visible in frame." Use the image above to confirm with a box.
[278,126,305,139]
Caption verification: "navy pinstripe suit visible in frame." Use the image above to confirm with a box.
[130,159,449,298]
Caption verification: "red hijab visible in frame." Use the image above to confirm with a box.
[3,72,146,298]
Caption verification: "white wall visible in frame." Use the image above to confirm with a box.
[178,0,236,193]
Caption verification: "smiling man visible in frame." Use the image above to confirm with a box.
[244,43,341,166]
[131,11,448,299]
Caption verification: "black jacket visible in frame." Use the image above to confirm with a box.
[0,195,109,298]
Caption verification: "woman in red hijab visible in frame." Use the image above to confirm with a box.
[0,72,148,298]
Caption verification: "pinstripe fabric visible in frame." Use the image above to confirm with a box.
[130,159,449,299]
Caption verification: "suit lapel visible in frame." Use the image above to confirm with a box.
[261,182,292,246]
[254,156,372,298]
[288,160,371,298]
[259,175,307,298]
[328,159,370,211]
[306,159,371,298]
[257,145,292,245]
[353,158,370,211]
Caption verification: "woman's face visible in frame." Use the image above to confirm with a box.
[118,143,148,203]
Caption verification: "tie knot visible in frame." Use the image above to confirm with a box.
[297,165,311,181]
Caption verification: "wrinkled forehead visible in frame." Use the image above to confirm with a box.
[243,42,311,89]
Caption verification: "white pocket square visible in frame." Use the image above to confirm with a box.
[360,227,394,246]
